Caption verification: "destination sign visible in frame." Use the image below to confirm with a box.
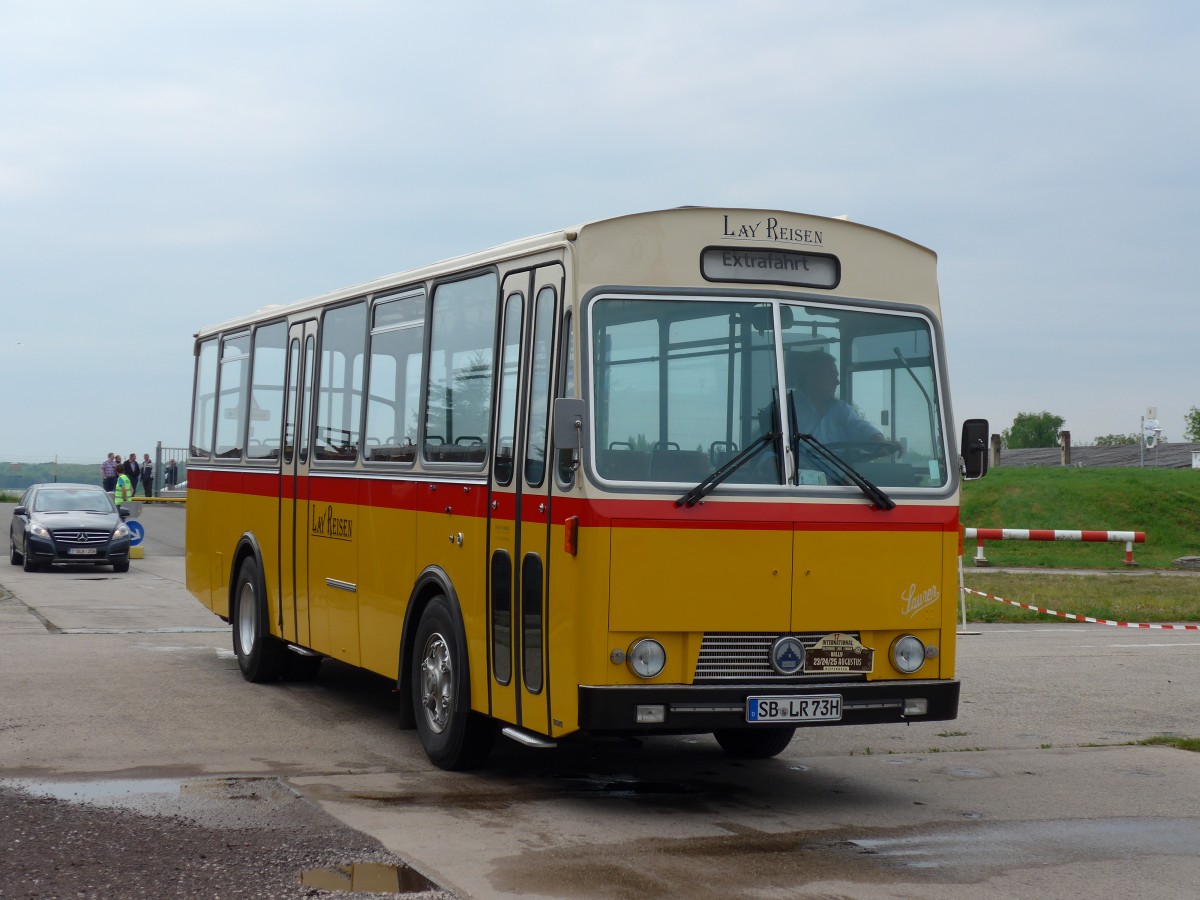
[701,246,839,289]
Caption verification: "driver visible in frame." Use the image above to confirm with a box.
[785,350,897,450]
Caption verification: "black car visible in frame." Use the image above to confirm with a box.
[9,483,132,573]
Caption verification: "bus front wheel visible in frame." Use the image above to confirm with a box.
[411,595,496,770]
[232,557,285,683]
[713,726,796,759]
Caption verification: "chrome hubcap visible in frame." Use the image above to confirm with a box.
[419,632,453,734]
[237,581,257,654]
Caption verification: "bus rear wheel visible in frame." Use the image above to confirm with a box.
[713,726,796,759]
[411,595,496,770]
[232,557,285,683]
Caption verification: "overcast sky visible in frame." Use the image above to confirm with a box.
[2,1,1197,465]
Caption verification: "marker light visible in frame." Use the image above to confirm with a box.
[627,638,666,678]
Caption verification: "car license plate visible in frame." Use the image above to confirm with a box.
[68,548,97,556]
[746,695,842,723]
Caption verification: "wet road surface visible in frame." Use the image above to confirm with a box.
[1,502,1199,898]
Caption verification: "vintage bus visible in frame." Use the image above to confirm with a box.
[185,207,989,769]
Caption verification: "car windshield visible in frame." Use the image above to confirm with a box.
[33,489,113,513]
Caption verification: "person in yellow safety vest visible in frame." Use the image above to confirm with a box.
[114,469,134,508]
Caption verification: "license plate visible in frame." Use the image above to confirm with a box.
[68,548,97,556]
[746,694,842,723]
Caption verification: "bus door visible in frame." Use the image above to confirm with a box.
[487,265,563,734]
[279,320,317,649]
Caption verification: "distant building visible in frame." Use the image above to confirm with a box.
[992,442,1200,469]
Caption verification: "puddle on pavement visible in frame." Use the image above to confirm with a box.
[299,862,439,894]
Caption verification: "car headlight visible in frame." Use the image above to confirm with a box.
[890,635,926,674]
[626,638,666,679]
[113,524,131,539]
[30,524,51,539]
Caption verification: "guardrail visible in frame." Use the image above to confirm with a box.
[964,528,1146,568]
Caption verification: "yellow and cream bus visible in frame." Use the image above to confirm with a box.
[185,207,988,769]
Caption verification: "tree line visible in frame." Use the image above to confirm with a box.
[1000,408,1200,449]
[0,462,100,491]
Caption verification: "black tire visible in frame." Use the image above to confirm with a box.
[9,538,20,565]
[112,559,130,574]
[713,727,796,759]
[282,650,323,682]
[22,540,38,573]
[232,556,285,683]
[411,595,496,770]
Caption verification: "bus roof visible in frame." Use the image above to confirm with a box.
[194,207,935,339]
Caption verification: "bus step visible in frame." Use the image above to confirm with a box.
[501,726,557,749]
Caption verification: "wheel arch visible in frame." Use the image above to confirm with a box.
[227,533,269,632]
[396,565,466,730]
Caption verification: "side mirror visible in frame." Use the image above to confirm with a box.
[119,507,131,519]
[552,398,586,448]
[959,418,989,480]
[14,506,27,517]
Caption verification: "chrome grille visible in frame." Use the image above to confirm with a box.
[51,529,111,546]
[694,632,864,682]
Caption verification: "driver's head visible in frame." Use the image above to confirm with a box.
[788,351,840,402]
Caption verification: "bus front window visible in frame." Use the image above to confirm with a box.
[782,304,948,489]
[591,299,782,486]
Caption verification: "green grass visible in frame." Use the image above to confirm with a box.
[960,468,1200,623]
[962,467,1200,569]
[1140,736,1200,752]
[962,572,1200,624]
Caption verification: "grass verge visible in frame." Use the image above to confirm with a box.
[962,571,1200,624]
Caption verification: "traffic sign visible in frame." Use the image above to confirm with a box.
[128,520,145,546]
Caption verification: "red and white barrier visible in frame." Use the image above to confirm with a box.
[964,528,1146,567]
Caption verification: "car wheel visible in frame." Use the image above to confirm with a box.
[713,726,796,759]
[112,559,130,574]
[22,540,38,572]
[231,556,285,683]
[411,594,496,770]
[9,538,20,565]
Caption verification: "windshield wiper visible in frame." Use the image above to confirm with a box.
[677,394,783,508]
[793,430,896,510]
[675,429,779,508]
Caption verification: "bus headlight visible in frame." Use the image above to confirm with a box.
[627,638,666,679]
[890,635,926,674]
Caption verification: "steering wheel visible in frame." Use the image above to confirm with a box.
[824,440,901,465]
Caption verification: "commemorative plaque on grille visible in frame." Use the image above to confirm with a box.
[803,633,874,674]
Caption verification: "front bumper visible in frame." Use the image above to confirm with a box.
[26,534,131,566]
[579,679,959,733]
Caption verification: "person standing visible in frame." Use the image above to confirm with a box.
[140,453,154,498]
[166,458,178,491]
[125,453,141,497]
[114,467,134,509]
[101,453,118,492]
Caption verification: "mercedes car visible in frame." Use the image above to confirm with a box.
[9,483,132,573]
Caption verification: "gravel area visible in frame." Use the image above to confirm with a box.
[0,777,457,899]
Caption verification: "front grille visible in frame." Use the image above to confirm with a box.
[51,529,111,547]
[694,631,865,683]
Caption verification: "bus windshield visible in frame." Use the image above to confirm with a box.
[590,296,948,491]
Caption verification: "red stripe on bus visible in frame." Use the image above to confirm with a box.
[188,467,958,532]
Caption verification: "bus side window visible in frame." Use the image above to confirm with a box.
[364,290,425,464]
[314,301,367,463]
[424,272,499,467]
[247,321,287,462]
[555,311,576,487]
[214,332,251,459]
[190,338,219,459]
